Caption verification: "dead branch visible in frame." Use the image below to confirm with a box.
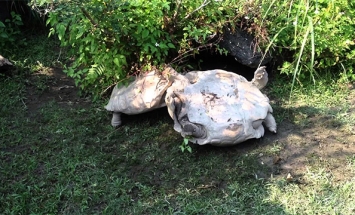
[80,7,98,27]
[173,0,182,22]
[169,34,223,65]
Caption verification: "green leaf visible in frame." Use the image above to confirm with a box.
[38,0,47,7]
[187,146,192,153]
[113,58,120,67]
[142,29,149,38]
[180,145,185,152]
[118,55,127,65]
[137,25,142,34]
[57,24,66,41]
[76,30,84,39]
[167,43,175,48]
[0,22,5,28]
[91,41,96,53]
[0,32,8,38]
[159,43,168,49]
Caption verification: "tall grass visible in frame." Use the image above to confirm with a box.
[257,0,354,91]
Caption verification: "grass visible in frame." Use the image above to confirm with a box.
[0,79,281,214]
[268,74,355,131]
[267,169,355,214]
[1,35,355,214]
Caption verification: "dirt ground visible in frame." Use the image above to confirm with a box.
[25,67,355,183]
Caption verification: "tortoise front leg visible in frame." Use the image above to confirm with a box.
[111,112,122,127]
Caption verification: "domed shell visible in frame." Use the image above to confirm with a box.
[171,69,275,146]
[105,70,170,115]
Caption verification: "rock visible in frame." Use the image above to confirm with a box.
[165,68,276,146]
[219,27,272,68]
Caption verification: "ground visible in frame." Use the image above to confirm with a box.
[1,58,355,214]
[27,68,355,181]
[27,63,355,182]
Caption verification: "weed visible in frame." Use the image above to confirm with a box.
[180,137,192,153]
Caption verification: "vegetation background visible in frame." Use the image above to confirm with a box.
[2,0,353,97]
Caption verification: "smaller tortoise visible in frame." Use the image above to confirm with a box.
[165,66,277,146]
[105,67,189,127]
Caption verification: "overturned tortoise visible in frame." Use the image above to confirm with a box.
[165,66,276,146]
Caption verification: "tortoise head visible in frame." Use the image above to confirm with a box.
[251,66,268,89]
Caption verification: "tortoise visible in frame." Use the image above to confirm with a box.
[105,67,189,127]
[165,66,277,146]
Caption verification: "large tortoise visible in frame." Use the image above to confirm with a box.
[165,66,277,146]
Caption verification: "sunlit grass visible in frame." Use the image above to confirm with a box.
[268,74,354,132]
[267,168,355,214]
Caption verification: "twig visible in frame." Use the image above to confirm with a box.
[21,99,27,109]
[169,35,223,65]
[56,49,62,62]
[184,0,211,19]
[30,0,55,16]
[101,83,118,96]
[173,0,182,22]
[80,7,98,27]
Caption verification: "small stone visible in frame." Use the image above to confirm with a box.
[286,173,293,182]
[273,156,282,164]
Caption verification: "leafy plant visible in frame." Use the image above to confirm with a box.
[180,137,192,153]
[30,0,355,99]
[260,0,355,83]
[0,11,25,53]
[31,0,243,98]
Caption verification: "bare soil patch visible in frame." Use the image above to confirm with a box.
[25,68,91,113]
[260,120,355,182]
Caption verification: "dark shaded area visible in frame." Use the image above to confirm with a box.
[0,0,47,31]
[220,27,272,68]
[193,51,255,79]
[190,49,280,82]
[119,107,172,127]
[0,2,11,22]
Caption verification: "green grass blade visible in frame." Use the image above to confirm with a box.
[258,26,288,68]
[290,16,312,99]
[261,0,277,26]
[309,16,316,84]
